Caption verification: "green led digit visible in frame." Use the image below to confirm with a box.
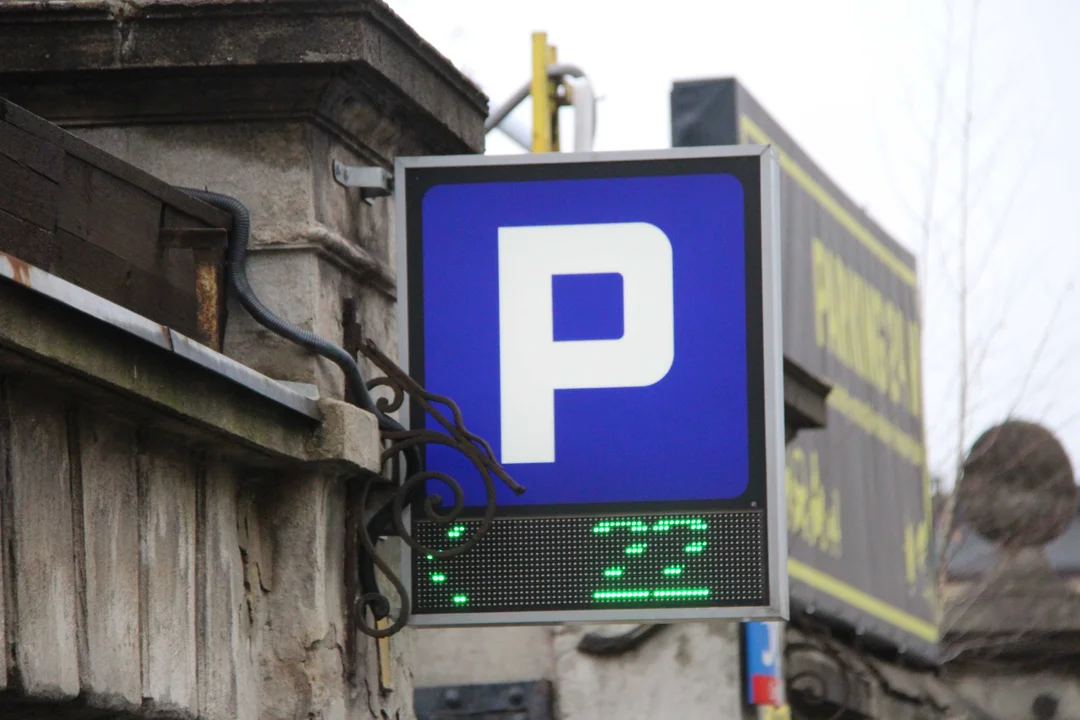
[653,588,710,598]
[451,594,468,605]
[652,518,708,532]
[446,525,466,539]
[593,590,650,600]
[430,573,447,583]
[591,516,714,606]
[593,520,649,534]
[592,588,710,601]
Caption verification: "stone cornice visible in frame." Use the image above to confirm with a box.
[0,0,487,153]
[253,225,398,299]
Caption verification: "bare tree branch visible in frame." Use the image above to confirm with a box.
[1008,279,1077,416]
[955,0,980,479]
[918,0,956,302]
[936,0,982,590]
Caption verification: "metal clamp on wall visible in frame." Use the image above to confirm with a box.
[333,161,393,204]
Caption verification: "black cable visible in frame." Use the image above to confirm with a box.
[180,187,401,620]
[576,624,669,657]
[178,187,400,430]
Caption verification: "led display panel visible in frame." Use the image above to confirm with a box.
[395,148,785,625]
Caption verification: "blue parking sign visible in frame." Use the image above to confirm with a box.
[397,148,786,625]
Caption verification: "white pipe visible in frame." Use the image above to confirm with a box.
[484,64,595,153]
[495,115,532,151]
[566,77,596,152]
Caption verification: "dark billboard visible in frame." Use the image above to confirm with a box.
[672,78,936,658]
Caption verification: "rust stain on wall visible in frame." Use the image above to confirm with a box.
[1,251,33,287]
[194,262,221,352]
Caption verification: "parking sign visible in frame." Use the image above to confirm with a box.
[396,147,786,625]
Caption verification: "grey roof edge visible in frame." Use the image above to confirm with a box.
[0,251,321,421]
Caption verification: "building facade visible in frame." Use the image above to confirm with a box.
[0,1,487,717]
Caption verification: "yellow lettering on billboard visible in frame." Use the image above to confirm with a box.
[786,447,809,536]
[866,283,886,393]
[809,237,920,419]
[786,446,841,558]
[907,319,923,419]
[813,238,830,349]
[904,516,931,593]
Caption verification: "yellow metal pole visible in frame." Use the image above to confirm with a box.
[530,31,552,152]
[530,32,564,153]
[547,43,560,152]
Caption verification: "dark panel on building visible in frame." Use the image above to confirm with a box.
[415,680,553,720]
[670,79,739,147]
[672,78,936,659]
[0,97,232,348]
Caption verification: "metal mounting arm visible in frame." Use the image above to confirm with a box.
[485,62,596,153]
[332,161,393,205]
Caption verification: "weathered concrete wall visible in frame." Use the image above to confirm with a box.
[0,264,394,718]
[0,3,489,718]
[413,622,743,720]
[415,628,558,689]
[949,674,1080,720]
[71,120,401,402]
[57,89,437,720]
[554,623,742,720]
[0,0,488,407]
[0,373,380,718]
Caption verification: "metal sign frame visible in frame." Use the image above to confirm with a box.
[395,146,786,626]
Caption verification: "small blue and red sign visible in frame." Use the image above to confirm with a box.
[745,621,782,706]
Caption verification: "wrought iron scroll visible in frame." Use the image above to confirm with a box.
[784,639,853,720]
[354,338,524,638]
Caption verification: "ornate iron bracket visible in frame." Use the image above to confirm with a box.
[352,337,524,638]
[784,637,855,720]
[167,191,510,642]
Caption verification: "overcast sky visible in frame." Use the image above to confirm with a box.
[386,0,1080,489]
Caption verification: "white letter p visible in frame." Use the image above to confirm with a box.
[498,222,675,464]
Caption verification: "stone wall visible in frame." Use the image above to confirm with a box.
[0,0,488,405]
[949,674,1080,720]
[0,2,489,718]
[413,622,742,720]
[73,120,403,399]
[0,264,388,718]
